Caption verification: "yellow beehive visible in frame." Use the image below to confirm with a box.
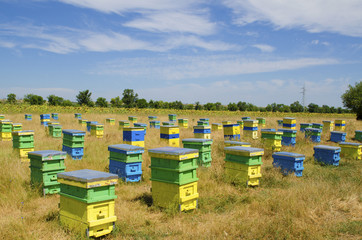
[1,132,12,141]
[244,130,258,139]
[212,123,222,131]
[223,125,240,135]
[283,117,296,124]
[194,133,211,139]
[91,129,104,138]
[161,138,179,147]
[322,121,334,131]
[222,121,231,125]
[335,120,346,131]
[224,162,262,186]
[160,126,179,135]
[340,142,362,160]
[224,141,251,147]
[14,148,34,161]
[123,140,145,148]
[263,138,282,152]
[243,120,258,128]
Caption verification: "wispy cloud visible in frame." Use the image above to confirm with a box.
[91,55,339,80]
[311,40,330,46]
[0,40,15,48]
[223,0,362,37]
[252,44,275,52]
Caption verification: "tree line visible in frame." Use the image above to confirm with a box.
[2,81,361,117]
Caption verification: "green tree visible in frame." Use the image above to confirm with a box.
[7,93,16,104]
[62,100,74,106]
[215,102,223,111]
[308,103,320,113]
[290,101,304,112]
[342,81,362,120]
[122,89,138,108]
[47,95,64,106]
[95,97,108,107]
[76,90,93,106]
[237,101,247,111]
[110,96,122,108]
[24,94,45,105]
[227,102,238,111]
[204,103,216,111]
[136,98,148,108]
[195,102,203,110]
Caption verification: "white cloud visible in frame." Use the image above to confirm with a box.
[162,36,238,51]
[223,0,362,37]
[0,40,15,48]
[252,44,275,52]
[311,39,330,46]
[91,55,339,80]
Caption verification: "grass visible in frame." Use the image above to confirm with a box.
[0,110,361,239]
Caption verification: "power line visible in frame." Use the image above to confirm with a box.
[301,83,306,112]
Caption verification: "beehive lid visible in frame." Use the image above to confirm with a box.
[12,130,34,136]
[261,129,282,135]
[331,131,346,134]
[224,141,250,146]
[278,128,297,133]
[123,127,145,131]
[119,120,129,123]
[323,120,334,123]
[28,150,67,160]
[129,116,137,118]
[283,117,296,120]
[108,144,144,154]
[314,145,341,150]
[305,128,322,132]
[134,123,147,127]
[148,147,198,155]
[312,123,323,126]
[90,123,103,127]
[86,121,98,124]
[0,119,13,124]
[40,114,50,117]
[272,152,305,158]
[149,121,160,123]
[162,121,176,125]
[160,125,179,128]
[224,146,264,156]
[12,123,22,126]
[256,117,265,120]
[243,120,258,123]
[106,118,115,120]
[168,114,176,116]
[25,114,32,116]
[300,123,311,125]
[242,117,250,119]
[223,124,240,127]
[193,125,211,129]
[62,129,86,135]
[182,138,213,144]
[261,128,276,131]
[148,116,157,118]
[339,142,361,147]
[57,169,118,183]
[200,118,209,120]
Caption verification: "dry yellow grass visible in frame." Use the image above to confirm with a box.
[0,111,361,240]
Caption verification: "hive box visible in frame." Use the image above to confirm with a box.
[272,152,305,177]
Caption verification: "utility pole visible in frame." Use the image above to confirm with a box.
[301,83,306,112]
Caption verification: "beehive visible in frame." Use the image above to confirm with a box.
[261,129,282,152]
[200,118,209,123]
[212,123,222,131]
[46,121,59,134]
[90,123,104,138]
[278,128,297,146]
[48,124,62,138]
[74,113,82,119]
[0,114,5,119]
[256,117,266,127]
[128,116,137,123]
[182,138,213,167]
[25,114,32,120]
[12,123,22,132]
[160,126,180,147]
[149,147,199,211]
[168,114,177,122]
[40,114,51,126]
[197,120,208,126]
[0,119,13,141]
[162,121,175,126]
[300,123,312,132]
[106,118,115,125]
[123,127,145,147]
[86,121,98,132]
[312,123,323,130]
[149,120,160,129]
[134,123,147,134]
[119,120,130,129]
[242,117,250,120]
[305,128,322,143]
[58,169,118,238]
[193,125,211,139]
[313,145,341,166]
[224,141,251,147]
[243,120,258,139]
[330,131,346,143]
[224,146,264,186]
[335,120,346,131]
[148,116,157,121]
[322,121,334,131]
[108,144,144,182]
[355,130,362,142]
[28,150,66,195]
[12,130,34,160]
[222,120,231,125]
[283,117,296,129]
[51,113,59,120]
[272,152,305,177]
[177,119,188,128]
[223,124,241,140]
[62,129,85,160]
[339,142,362,160]
[78,119,87,127]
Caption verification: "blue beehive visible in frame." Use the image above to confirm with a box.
[25,114,32,120]
[51,113,59,120]
[278,128,297,146]
[313,145,341,166]
[149,121,160,129]
[86,121,97,132]
[193,127,211,134]
[62,130,85,160]
[300,123,312,132]
[61,146,84,159]
[123,127,145,142]
[134,123,147,134]
[243,126,258,131]
[305,128,322,143]
[109,161,142,182]
[330,131,346,143]
[40,114,50,120]
[272,152,305,177]
[160,133,179,139]
[242,117,250,120]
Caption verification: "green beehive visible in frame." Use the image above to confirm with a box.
[168,114,177,122]
[119,120,130,129]
[355,130,362,142]
[0,114,4,119]
[162,121,175,126]
[12,123,22,132]
[261,129,283,140]
[148,116,157,121]
[90,123,104,131]
[12,130,35,149]
[108,144,144,163]
[0,119,13,132]
[182,138,213,167]
[256,117,266,126]
[28,150,66,195]
[49,124,62,138]
[197,121,208,126]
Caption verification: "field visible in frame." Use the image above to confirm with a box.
[0,107,361,240]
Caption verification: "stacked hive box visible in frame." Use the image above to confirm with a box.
[86,121,97,132]
[278,128,297,146]
[182,138,213,167]
[330,131,346,143]
[272,152,305,177]
[162,121,175,126]
[300,123,312,132]
[355,130,362,142]
[78,119,87,126]
[108,144,144,182]
[58,169,118,238]
[62,130,85,160]
[12,130,34,160]
[193,125,211,139]
[243,120,258,139]
[160,126,180,147]
[261,129,282,152]
[51,113,59,120]
[197,121,208,126]
[90,123,104,138]
[148,116,157,121]
[40,114,50,126]
[0,114,4,119]
[29,150,66,195]
[224,141,251,147]
[0,119,13,141]
[25,114,32,120]
[128,116,137,124]
[212,123,222,131]
[242,117,250,120]
[222,120,231,125]
[256,117,266,127]
[74,113,81,119]
[323,121,334,131]
[283,117,296,129]
[237,120,244,130]
[168,114,177,122]
[150,120,160,129]
[12,123,22,132]
[224,146,263,186]
[178,119,188,128]
[200,118,209,124]
[277,120,283,126]
[314,145,341,166]
[48,123,62,138]
[134,123,147,134]
[339,142,362,160]
[106,118,115,126]
[223,124,240,140]
[305,128,322,143]
[119,120,130,130]
[45,121,58,134]
[335,120,346,131]
[123,127,145,147]
[312,123,323,131]
[149,147,199,211]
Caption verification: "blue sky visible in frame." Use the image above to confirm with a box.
[0,0,361,107]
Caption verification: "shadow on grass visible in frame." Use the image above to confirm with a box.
[133,192,153,207]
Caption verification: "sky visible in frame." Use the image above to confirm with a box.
[0,0,361,107]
